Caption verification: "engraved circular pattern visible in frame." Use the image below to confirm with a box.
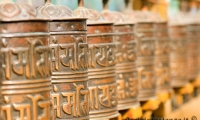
[37,3,74,20]
[21,4,35,17]
[0,3,36,21]
[0,3,20,17]
[102,10,125,23]
[74,7,103,21]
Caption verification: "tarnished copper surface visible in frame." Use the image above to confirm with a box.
[135,22,156,101]
[187,24,198,81]
[154,22,171,93]
[0,1,52,120]
[74,0,119,119]
[37,1,89,119]
[101,0,139,110]
[169,25,188,87]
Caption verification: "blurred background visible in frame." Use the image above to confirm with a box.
[9,0,200,21]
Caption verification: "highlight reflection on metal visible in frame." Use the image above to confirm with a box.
[154,22,171,93]
[0,1,52,120]
[135,21,156,101]
[169,25,188,87]
[187,24,198,81]
[74,0,119,119]
[37,0,89,119]
[102,0,139,110]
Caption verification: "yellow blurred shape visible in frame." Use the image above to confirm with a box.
[122,107,142,119]
[141,98,160,111]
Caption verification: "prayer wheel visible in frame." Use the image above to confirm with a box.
[146,11,171,93]
[123,0,158,100]
[37,1,89,119]
[0,1,52,120]
[187,23,198,81]
[169,22,188,87]
[154,21,171,93]
[101,0,139,110]
[135,21,156,101]
[74,0,119,119]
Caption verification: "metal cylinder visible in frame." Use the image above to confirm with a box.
[154,22,171,93]
[102,10,139,110]
[114,23,138,110]
[0,2,52,120]
[187,24,198,81]
[37,3,89,120]
[135,22,156,101]
[87,22,118,119]
[169,25,188,87]
[74,3,119,119]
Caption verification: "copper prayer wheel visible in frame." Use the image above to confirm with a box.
[135,20,156,101]
[187,23,198,81]
[154,21,171,93]
[169,24,188,87]
[143,10,171,93]
[0,1,52,120]
[37,1,89,119]
[74,0,119,119]
[101,0,139,110]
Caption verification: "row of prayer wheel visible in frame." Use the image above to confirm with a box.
[0,0,199,119]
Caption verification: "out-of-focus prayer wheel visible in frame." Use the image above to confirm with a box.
[187,23,198,81]
[146,12,171,93]
[154,21,171,93]
[101,0,139,110]
[168,18,188,87]
[74,0,119,119]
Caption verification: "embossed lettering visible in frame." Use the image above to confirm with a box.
[12,48,30,78]
[138,67,154,89]
[88,43,115,68]
[52,93,61,118]
[156,64,170,86]
[89,87,99,110]
[38,100,51,120]
[13,103,31,120]
[117,80,125,100]
[110,83,118,106]
[1,104,12,120]
[1,39,50,80]
[98,85,111,107]
[1,48,11,80]
[51,45,59,71]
